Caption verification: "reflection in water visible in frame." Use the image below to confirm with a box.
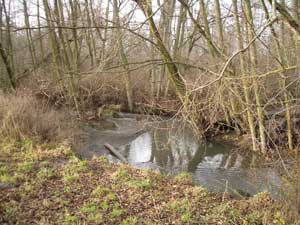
[128,132,152,163]
[121,120,281,198]
[75,117,281,198]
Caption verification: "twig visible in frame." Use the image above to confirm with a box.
[191,18,276,92]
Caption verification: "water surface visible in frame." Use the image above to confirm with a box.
[73,114,281,198]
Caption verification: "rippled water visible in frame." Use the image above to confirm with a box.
[74,114,281,198]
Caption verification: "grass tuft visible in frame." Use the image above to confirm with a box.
[0,93,68,142]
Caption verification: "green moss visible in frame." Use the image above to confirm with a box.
[110,208,123,218]
[62,158,88,183]
[79,202,104,223]
[0,164,8,175]
[17,161,34,173]
[174,172,192,184]
[65,157,88,174]
[63,210,79,225]
[168,199,190,214]
[107,192,117,201]
[91,186,109,197]
[37,168,55,180]
[92,155,108,163]
[63,186,71,193]
[120,216,138,225]
[112,166,129,181]
[181,212,191,223]
[2,205,20,222]
[87,213,103,223]
[100,201,109,211]
[0,174,15,184]
[63,173,79,183]
[126,178,152,189]
[4,207,13,218]
[80,202,97,214]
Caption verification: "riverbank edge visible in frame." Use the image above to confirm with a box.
[0,139,292,225]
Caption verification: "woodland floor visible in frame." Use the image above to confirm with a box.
[0,139,295,225]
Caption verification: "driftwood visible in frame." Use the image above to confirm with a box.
[104,143,128,163]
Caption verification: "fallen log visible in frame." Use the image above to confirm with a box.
[104,143,128,163]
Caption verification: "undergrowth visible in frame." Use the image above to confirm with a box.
[0,140,294,224]
[0,92,69,142]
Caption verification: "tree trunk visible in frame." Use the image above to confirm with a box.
[37,0,45,59]
[261,0,293,150]
[84,0,95,67]
[23,0,37,67]
[2,0,14,77]
[269,0,300,36]
[133,0,186,100]
[113,0,134,112]
[214,0,225,52]
[0,42,15,89]
[233,0,258,152]
[244,0,266,153]
[42,0,65,93]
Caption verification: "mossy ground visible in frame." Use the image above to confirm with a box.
[0,139,293,225]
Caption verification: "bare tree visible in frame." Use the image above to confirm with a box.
[113,0,134,111]
[133,0,186,99]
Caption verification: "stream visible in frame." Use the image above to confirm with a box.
[73,113,282,198]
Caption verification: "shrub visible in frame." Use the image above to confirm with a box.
[0,92,67,142]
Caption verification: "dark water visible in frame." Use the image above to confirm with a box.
[73,114,281,198]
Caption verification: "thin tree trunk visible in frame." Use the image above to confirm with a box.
[261,0,293,150]
[113,0,134,111]
[84,0,94,66]
[163,0,176,97]
[200,0,215,57]
[244,0,266,153]
[2,0,14,76]
[87,0,97,62]
[269,0,300,36]
[101,0,110,61]
[37,0,45,59]
[150,32,157,99]
[69,0,80,71]
[233,0,257,152]
[178,0,222,58]
[0,42,15,89]
[54,0,71,68]
[0,1,2,43]
[59,0,80,114]
[164,0,180,97]
[187,5,201,58]
[173,3,185,72]
[178,6,187,59]
[42,0,64,93]
[214,0,225,52]
[23,0,37,67]
[156,0,165,99]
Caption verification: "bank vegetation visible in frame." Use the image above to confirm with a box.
[1,0,300,223]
